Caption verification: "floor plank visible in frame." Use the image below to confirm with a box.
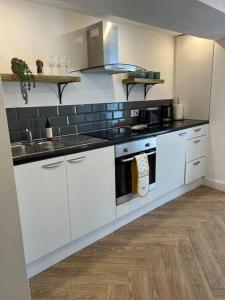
[30,186,225,299]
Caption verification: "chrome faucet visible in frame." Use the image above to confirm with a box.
[25,129,33,145]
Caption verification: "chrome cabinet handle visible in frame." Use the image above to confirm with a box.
[68,156,86,163]
[193,161,200,166]
[194,128,201,132]
[179,132,187,136]
[193,139,201,144]
[120,151,156,163]
[42,161,64,169]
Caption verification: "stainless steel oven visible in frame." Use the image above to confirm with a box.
[115,137,156,206]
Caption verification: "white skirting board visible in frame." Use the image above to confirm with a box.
[203,178,225,192]
[27,179,203,278]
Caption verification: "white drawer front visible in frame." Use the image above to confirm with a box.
[186,136,207,162]
[185,157,206,184]
[187,125,208,140]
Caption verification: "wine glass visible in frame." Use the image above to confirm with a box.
[64,56,71,76]
[46,55,55,75]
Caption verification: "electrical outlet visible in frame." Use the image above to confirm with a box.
[131,109,139,117]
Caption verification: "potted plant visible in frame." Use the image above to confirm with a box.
[11,58,36,104]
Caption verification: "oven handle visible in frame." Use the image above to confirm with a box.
[119,151,156,163]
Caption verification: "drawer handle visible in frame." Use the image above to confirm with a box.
[193,139,201,144]
[194,128,201,132]
[193,161,200,166]
[179,132,187,136]
[68,156,86,163]
[42,161,64,169]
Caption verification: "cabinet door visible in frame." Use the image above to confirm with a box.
[14,157,71,264]
[154,130,187,198]
[66,146,116,241]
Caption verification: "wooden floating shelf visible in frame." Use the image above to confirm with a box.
[123,78,164,85]
[1,73,81,84]
[122,78,164,100]
[1,73,81,104]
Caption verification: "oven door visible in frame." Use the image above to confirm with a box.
[115,149,156,206]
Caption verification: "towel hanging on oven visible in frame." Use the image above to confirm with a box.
[131,153,149,197]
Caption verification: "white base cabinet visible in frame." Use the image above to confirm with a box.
[14,157,71,264]
[66,146,116,241]
[153,130,187,198]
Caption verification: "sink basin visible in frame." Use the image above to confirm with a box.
[11,143,32,157]
[35,141,67,149]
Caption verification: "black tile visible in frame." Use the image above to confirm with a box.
[130,101,144,109]
[77,123,93,133]
[8,119,29,131]
[92,121,107,131]
[58,105,75,116]
[30,129,42,140]
[39,106,58,117]
[50,116,68,127]
[99,112,113,120]
[9,131,21,143]
[76,104,92,114]
[131,117,139,124]
[68,114,85,125]
[92,103,106,112]
[118,102,131,110]
[29,118,46,129]
[85,112,99,122]
[106,103,118,111]
[6,108,17,120]
[60,126,77,136]
[113,111,124,119]
[107,120,118,128]
[17,107,39,119]
[124,110,131,118]
[118,118,131,126]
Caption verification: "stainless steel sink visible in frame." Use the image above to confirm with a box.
[35,141,67,149]
[11,143,32,157]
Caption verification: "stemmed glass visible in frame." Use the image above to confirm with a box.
[64,56,71,76]
[46,55,56,75]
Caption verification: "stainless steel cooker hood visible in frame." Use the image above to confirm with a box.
[73,21,145,75]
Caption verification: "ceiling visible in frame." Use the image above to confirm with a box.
[32,0,225,39]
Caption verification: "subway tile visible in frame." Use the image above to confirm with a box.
[6,108,17,120]
[99,112,113,120]
[85,112,99,122]
[58,105,75,116]
[118,102,131,110]
[17,107,39,119]
[60,126,77,136]
[92,103,106,112]
[29,118,46,129]
[30,129,42,140]
[8,119,29,131]
[113,111,124,119]
[50,116,68,127]
[92,121,107,131]
[76,104,92,113]
[77,123,93,133]
[124,110,131,118]
[107,120,118,128]
[106,103,118,111]
[39,106,58,117]
[68,114,85,124]
[9,131,21,143]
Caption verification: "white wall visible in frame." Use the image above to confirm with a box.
[0,0,175,107]
[206,39,225,186]
[0,78,30,299]
[174,35,214,120]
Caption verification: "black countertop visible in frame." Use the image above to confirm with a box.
[12,119,209,165]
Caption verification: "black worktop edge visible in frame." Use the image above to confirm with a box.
[13,120,209,166]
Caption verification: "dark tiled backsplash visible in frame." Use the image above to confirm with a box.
[6,99,173,143]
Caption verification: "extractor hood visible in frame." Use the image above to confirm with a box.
[72,21,145,74]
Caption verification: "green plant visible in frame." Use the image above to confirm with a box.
[11,58,36,104]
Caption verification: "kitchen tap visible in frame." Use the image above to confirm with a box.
[25,129,33,145]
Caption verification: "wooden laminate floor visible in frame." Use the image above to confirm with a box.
[30,186,225,300]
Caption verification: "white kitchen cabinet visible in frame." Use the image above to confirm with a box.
[66,146,116,241]
[185,157,206,184]
[186,135,207,162]
[14,157,71,264]
[154,130,187,198]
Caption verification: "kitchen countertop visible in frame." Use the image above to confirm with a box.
[12,119,209,165]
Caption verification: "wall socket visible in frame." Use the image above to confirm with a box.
[131,109,139,117]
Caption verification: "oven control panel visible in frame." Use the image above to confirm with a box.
[115,137,156,158]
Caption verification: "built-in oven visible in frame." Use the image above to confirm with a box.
[115,137,156,206]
